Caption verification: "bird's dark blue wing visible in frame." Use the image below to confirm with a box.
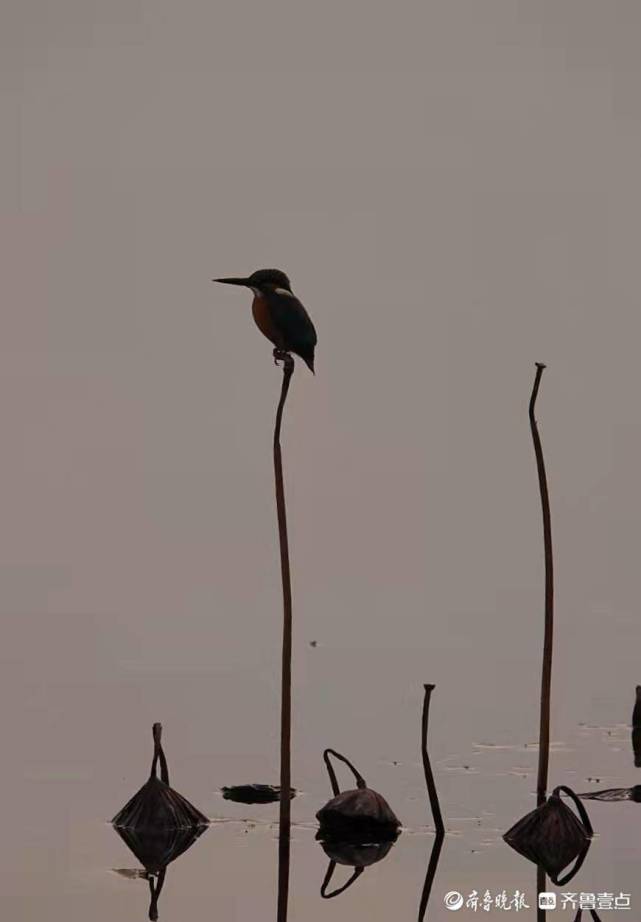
[264,289,317,356]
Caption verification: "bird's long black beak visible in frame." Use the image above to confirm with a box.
[214,277,251,287]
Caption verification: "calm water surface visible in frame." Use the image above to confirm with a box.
[1,609,638,921]
[5,1,641,919]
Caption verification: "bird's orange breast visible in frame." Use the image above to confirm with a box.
[252,295,283,347]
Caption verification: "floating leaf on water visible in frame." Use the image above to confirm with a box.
[221,784,296,804]
[578,785,641,803]
[113,868,149,880]
[112,723,208,831]
[503,786,592,885]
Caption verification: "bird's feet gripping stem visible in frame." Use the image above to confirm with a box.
[273,348,294,372]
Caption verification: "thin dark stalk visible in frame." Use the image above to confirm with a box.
[529,363,553,921]
[537,864,546,922]
[150,723,169,785]
[632,686,641,767]
[276,835,290,922]
[417,831,444,922]
[418,685,444,921]
[274,354,295,922]
[148,869,165,922]
[421,684,444,835]
[529,363,554,807]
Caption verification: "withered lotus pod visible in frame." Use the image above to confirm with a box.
[503,785,592,885]
[221,783,296,804]
[318,788,401,840]
[112,723,208,830]
[316,748,401,841]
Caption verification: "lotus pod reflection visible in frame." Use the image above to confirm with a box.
[114,823,206,871]
[316,748,401,841]
[320,838,395,868]
[317,838,396,899]
[504,786,592,884]
[113,824,206,921]
[112,723,208,830]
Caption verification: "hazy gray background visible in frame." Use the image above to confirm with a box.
[2,1,641,919]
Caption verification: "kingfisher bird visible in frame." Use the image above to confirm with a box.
[215,268,317,373]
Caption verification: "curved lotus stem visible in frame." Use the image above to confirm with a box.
[322,748,367,795]
[274,354,295,922]
[529,363,554,808]
[320,861,364,899]
[150,723,169,785]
